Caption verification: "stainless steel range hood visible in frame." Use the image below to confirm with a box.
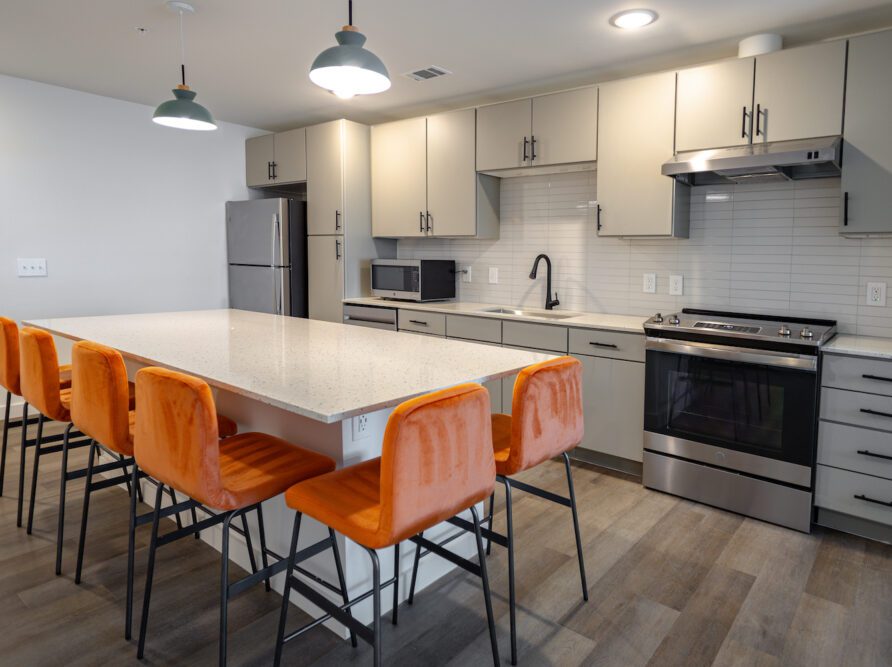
[661,136,842,186]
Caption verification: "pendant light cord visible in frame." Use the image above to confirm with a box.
[348,0,353,26]
[178,8,187,86]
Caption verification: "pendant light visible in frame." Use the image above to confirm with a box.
[309,0,391,100]
[153,1,217,131]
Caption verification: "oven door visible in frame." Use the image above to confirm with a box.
[644,338,818,485]
[370,261,421,300]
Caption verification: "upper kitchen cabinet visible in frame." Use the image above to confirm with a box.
[840,30,892,235]
[372,109,499,238]
[753,40,846,143]
[475,87,597,172]
[245,129,307,187]
[598,72,689,238]
[676,58,755,152]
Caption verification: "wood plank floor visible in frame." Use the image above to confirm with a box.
[0,425,889,666]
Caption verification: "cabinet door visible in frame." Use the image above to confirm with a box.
[371,117,428,237]
[246,134,275,187]
[274,128,307,184]
[476,99,532,171]
[427,109,478,236]
[531,87,598,166]
[676,58,755,152]
[597,72,679,237]
[307,235,345,323]
[575,354,645,462]
[307,121,345,235]
[754,40,846,143]
[841,31,892,234]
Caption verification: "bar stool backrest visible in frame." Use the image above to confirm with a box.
[19,327,67,421]
[134,366,224,507]
[0,317,20,395]
[380,382,495,545]
[507,356,584,473]
[71,341,132,456]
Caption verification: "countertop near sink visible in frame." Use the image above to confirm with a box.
[343,297,647,334]
[823,334,892,360]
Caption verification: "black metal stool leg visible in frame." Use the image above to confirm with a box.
[125,463,139,640]
[220,511,236,667]
[256,504,271,592]
[563,452,588,600]
[273,512,302,667]
[25,413,45,533]
[392,543,400,625]
[407,532,422,605]
[118,453,133,498]
[168,486,184,530]
[52,425,75,568]
[329,527,357,647]
[364,547,382,667]
[74,442,98,583]
[0,391,10,496]
[470,504,500,667]
[137,485,165,659]
[241,512,258,576]
[485,491,495,556]
[15,403,29,527]
[503,477,517,665]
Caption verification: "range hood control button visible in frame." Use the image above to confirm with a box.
[800,327,814,339]
[669,314,680,325]
[653,313,664,323]
[778,325,791,337]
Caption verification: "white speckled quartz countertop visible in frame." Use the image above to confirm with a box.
[823,334,892,360]
[343,297,647,334]
[25,309,554,423]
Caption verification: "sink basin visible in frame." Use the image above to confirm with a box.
[479,307,577,321]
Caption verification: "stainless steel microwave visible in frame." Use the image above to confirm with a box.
[370,259,456,301]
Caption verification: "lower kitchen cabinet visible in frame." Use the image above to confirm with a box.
[573,354,645,463]
[307,236,344,323]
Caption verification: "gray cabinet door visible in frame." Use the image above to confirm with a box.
[307,121,345,236]
[274,128,307,184]
[476,99,532,171]
[246,134,275,187]
[753,40,846,144]
[371,117,428,237]
[575,354,645,462]
[530,87,598,166]
[841,31,892,234]
[427,109,478,236]
[308,235,345,323]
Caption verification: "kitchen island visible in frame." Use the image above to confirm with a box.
[24,308,553,633]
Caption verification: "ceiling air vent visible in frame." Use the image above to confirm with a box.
[403,66,452,82]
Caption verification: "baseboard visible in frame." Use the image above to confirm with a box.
[570,447,642,477]
[816,507,892,545]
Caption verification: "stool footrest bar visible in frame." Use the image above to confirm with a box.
[447,515,508,549]
[506,477,571,507]
[288,578,375,645]
[409,534,481,577]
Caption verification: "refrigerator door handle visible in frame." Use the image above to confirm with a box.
[271,213,280,267]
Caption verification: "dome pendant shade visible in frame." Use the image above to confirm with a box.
[310,28,391,98]
[153,87,217,131]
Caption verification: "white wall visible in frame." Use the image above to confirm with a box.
[0,74,260,330]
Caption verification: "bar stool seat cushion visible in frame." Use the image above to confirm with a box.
[123,411,239,456]
[490,413,513,475]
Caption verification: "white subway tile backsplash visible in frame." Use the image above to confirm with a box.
[397,172,892,337]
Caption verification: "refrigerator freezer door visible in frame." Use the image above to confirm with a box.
[226,199,290,266]
[228,265,291,315]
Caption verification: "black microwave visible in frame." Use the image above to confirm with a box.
[370,259,456,301]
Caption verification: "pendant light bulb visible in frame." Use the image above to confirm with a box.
[152,1,217,131]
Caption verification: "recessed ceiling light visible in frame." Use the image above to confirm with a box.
[609,9,658,30]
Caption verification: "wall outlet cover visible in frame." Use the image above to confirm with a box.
[866,281,887,307]
[488,267,499,284]
[461,265,472,283]
[643,273,656,294]
[17,258,47,277]
[669,274,684,296]
[352,413,370,441]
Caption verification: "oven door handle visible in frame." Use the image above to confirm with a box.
[645,338,817,371]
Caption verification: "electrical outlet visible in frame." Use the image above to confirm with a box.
[669,274,684,296]
[643,273,656,294]
[461,265,472,283]
[17,258,47,277]
[352,413,370,440]
[488,267,499,284]
[866,282,887,307]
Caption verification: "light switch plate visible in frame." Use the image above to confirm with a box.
[866,281,887,307]
[461,265,472,283]
[488,267,499,284]
[669,274,684,296]
[17,258,47,277]
[643,273,656,294]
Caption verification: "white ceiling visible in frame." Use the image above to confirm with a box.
[2,0,892,131]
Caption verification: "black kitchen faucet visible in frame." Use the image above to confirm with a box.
[529,254,560,310]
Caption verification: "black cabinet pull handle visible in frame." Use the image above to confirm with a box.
[335,239,341,260]
[419,211,424,233]
[271,161,277,179]
[843,191,849,226]
[860,408,892,419]
[267,161,273,180]
[755,103,762,136]
[857,449,892,461]
[523,136,529,162]
[409,319,428,326]
[741,106,747,138]
[854,494,892,508]
[596,204,602,232]
[426,211,432,233]
[335,210,341,231]
[863,373,892,383]
[590,342,618,349]
[530,135,537,161]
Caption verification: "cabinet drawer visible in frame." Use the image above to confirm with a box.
[398,310,446,336]
[818,421,892,481]
[822,354,892,397]
[821,387,892,432]
[446,315,501,343]
[569,328,645,363]
[816,465,892,526]
[502,321,567,353]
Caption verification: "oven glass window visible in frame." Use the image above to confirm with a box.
[372,265,418,292]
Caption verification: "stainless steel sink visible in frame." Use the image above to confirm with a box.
[479,307,577,320]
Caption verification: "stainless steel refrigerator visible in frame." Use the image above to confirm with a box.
[226,198,307,317]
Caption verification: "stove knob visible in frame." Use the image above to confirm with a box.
[653,312,664,323]
[778,325,791,337]
[669,314,680,325]
[800,327,814,339]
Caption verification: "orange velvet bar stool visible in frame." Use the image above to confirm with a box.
[274,383,501,667]
[408,356,588,665]
[133,367,336,666]
[0,317,71,500]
